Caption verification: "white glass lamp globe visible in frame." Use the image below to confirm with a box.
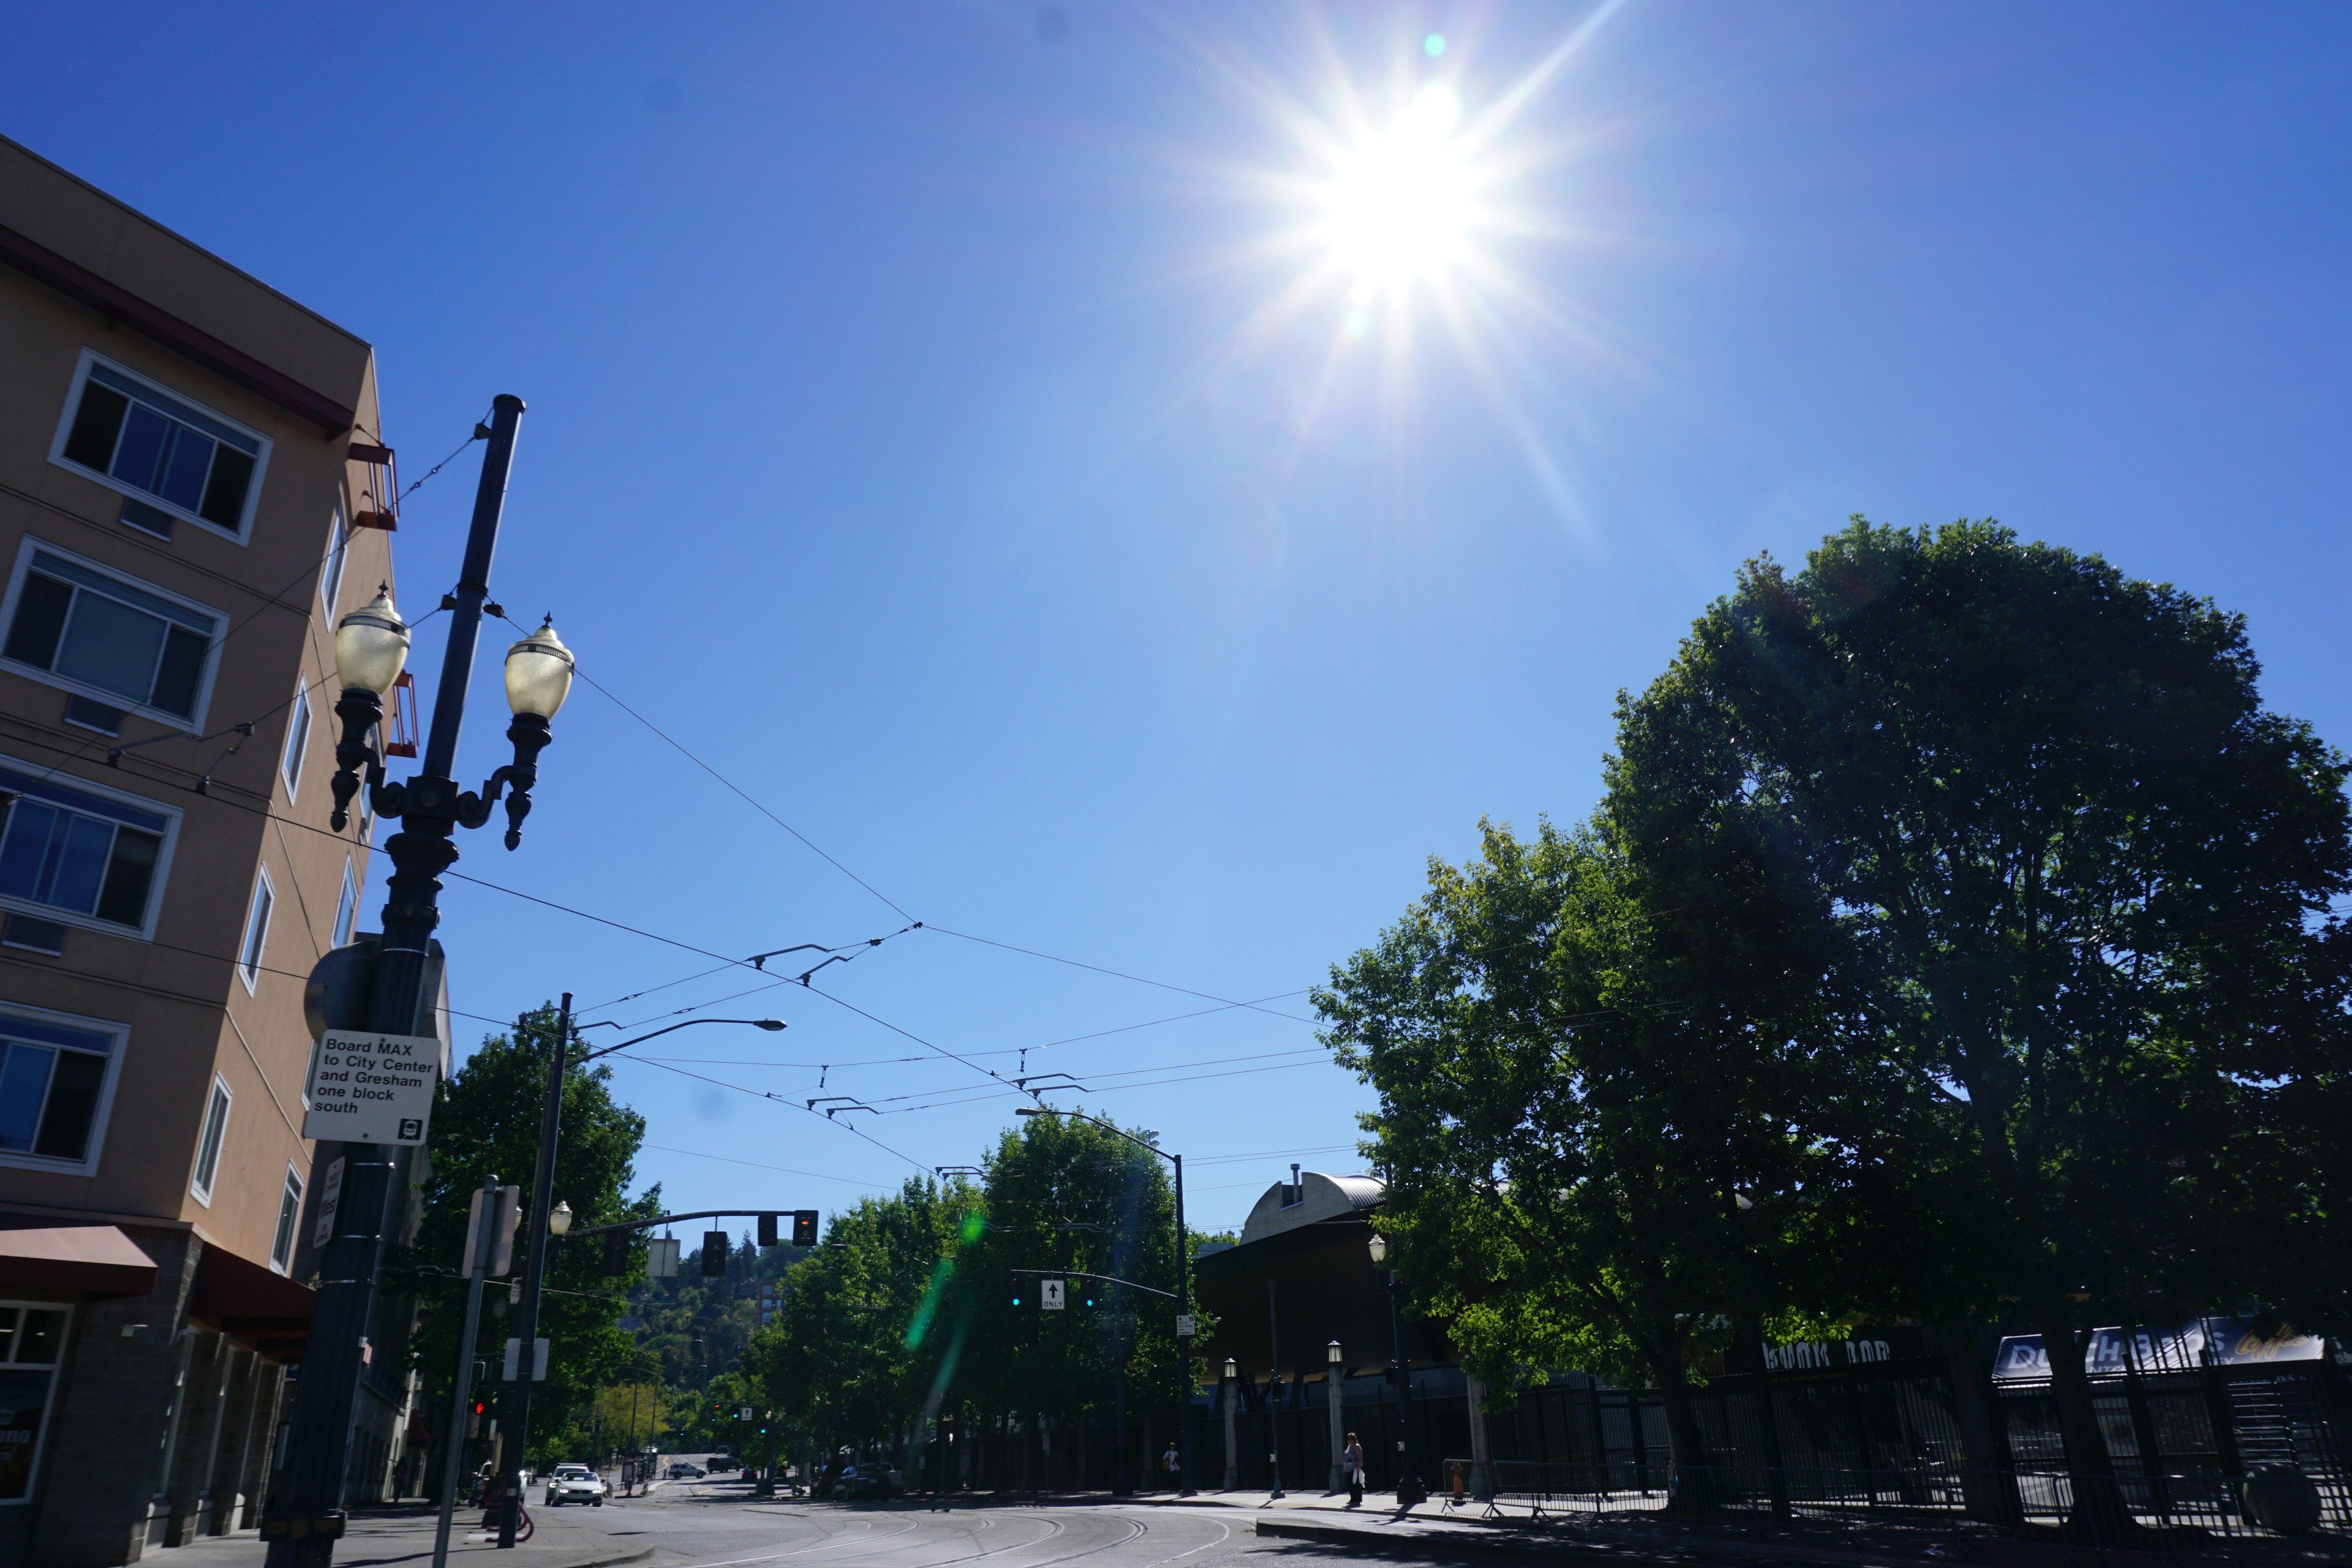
[504,619,575,720]
[333,588,410,696]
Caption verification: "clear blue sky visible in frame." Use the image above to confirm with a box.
[10,4,2348,1237]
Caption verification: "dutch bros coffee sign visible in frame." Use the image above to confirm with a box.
[304,1030,440,1144]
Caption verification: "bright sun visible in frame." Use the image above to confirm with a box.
[1319,83,1476,293]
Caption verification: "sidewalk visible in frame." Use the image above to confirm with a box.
[159,1505,655,1568]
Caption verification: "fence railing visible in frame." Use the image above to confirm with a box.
[1450,1460,2348,1550]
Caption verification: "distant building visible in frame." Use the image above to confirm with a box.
[0,132,420,1563]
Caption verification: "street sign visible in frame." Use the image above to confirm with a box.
[463,1185,521,1277]
[648,1237,680,1278]
[302,1028,440,1144]
[1041,1279,1066,1310]
[502,1336,549,1381]
[1175,1314,1197,1338]
[311,1156,345,1250]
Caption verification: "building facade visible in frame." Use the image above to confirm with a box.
[0,132,413,1564]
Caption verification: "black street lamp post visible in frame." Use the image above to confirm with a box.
[1368,1234,1427,1507]
[1014,1106,1196,1496]
[496,1011,785,1545]
[268,394,566,1568]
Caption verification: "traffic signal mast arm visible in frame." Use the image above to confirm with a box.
[565,1208,817,1238]
[1008,1267,1177,1300]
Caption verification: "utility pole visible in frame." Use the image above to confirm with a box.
[498,993,573,1545]
[267,394,528,1568]
[432,1178,510,1568]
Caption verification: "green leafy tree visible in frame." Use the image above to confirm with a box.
[1608,519,2352,1517]
[1317,818,1857,1493]
[396,1005,662,1468]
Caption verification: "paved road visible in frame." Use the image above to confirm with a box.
[582,1482,1468,1568]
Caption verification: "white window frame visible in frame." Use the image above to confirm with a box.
[321,503,350,615]
[48,348,271,543]
[0,748,183,943]
[0,1300,74,1506]
[0,537,226,734]
[237,866,274,994]
[332,858,358,948]
[190,1073,232,1205]
[0,1001,129,1178]
[271,1163,305,1273]
[281,678,312,800]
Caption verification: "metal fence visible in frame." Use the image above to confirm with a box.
[1453,1461,2348,1548]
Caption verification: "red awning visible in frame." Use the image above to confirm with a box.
[0,1224,158,1300]
[190,1243,315,1357]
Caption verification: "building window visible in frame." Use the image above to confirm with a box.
[0,759,177,938]
[0,1301,72,1502]
[238,869,273,992]
[0,540,222,728]
[271,1164,304,1272]
[190,1075,232,1204]
[333,859,358,947]
[281,679,312,798]
[0,1006,124,1174]
[49,350,270,540]
[321,505,350,614]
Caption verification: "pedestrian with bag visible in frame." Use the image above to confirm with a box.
[1343,1432,1365,1507]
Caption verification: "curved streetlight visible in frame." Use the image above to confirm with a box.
[1016,1105,1198,1495]
[1367,1234,1427,1506]
[501,1011,785,1545]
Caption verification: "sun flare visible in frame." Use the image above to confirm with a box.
[1319,83,1476,293]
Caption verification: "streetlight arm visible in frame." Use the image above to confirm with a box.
[572,1016,785,1065]
[1017,1105,1174,1164]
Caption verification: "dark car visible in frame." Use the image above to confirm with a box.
[840,1464,899,1500]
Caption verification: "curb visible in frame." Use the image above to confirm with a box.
[1254,1519,1563,1561]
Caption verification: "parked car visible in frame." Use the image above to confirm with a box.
[840,1463,899,1501]
[706,1453,742,1472]
[545,1464,608,1506]
[667,1461,706,1479]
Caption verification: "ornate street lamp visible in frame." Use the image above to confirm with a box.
[1368,1234,1427,1506]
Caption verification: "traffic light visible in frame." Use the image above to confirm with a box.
[758,1213,778,1248]
[604,1229,630,1274]
[1012,1290,1023,1307]
[702,1230,729,1276]
[791,1210,818,1247]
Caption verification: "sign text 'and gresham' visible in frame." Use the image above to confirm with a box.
[303,1030,440,1144]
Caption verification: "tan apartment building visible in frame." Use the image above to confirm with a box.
[0,133,424,1564]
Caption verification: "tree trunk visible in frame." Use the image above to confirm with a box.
[1655,1376,1720,1515]
[1937,1319,2022,1525]
[2031,1297,2131,1537]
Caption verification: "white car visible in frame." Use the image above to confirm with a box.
[545,1464,608,1506]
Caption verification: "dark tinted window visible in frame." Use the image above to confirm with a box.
[94,828,160,926]
[201,448,256,527]
[34,1049,105,1161]
[62,383,128,471]
[2,575,70,669]
[150,627,208,718]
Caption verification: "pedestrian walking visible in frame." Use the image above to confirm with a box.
[1343,1432,1364,1507]
[1163,1442,1180,1485]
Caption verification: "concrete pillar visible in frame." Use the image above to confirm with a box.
[1465,1374,1493,1501]
[234,1361,287,1529]
[164,1330,226,1545]
[203,1344,255,1534]
[1327,1369,1348,1492]
[1221,1375,1238,1490]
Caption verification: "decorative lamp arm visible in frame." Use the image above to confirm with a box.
[454,712,554,848]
